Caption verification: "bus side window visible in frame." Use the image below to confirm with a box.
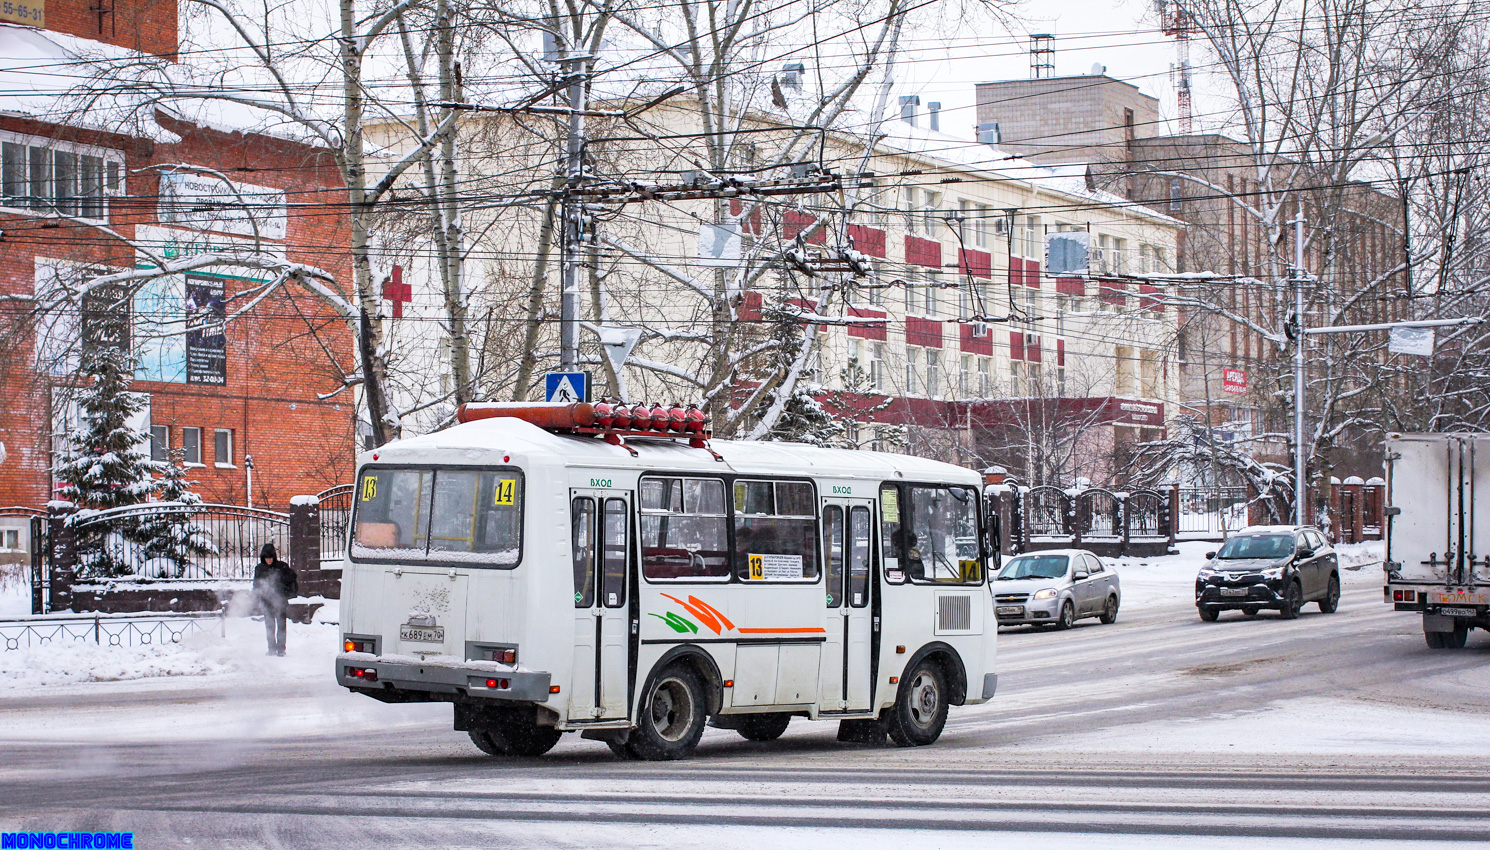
[824,505,844,606]
[849,506,871,606]
[733,479,819,582]
[602,498,628,607]
[572,497,596,608]
[880,484,904,584]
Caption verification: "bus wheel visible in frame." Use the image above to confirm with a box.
[499,721,563,757]
[468,729,504,756]
[470,720,562,757]
[627,663,707,760]
[735,713,791,742]
[887,660,948,747]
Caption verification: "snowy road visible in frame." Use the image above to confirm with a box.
[3,583,1490,847]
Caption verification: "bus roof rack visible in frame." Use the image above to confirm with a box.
[455,401,721,459]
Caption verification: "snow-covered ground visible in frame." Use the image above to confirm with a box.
[0,564,30,618]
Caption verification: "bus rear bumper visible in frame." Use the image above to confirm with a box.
[336,652,552,703]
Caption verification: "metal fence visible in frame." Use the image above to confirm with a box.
[317,484,353,566]
[0,612,222,652]
[1176,487,1250,536]
[70,503,289,580]
[1077,489,1121,539]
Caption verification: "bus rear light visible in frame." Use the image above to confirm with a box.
[550,685,562,694]
[485,678,510,689]
[497,649,516,664]
[344,638,376,654]
[347,666,377,682]
[1394,589,1416,602]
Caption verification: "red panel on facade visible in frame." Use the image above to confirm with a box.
[959,323,993,355]
[848,306,887,340]
[1009,330,1024,361]
[1099,278,1128,304]
[728,198,763,235]
[847,224,886,258]
[1056,276,1086,296]
[905,236,942,268]
[1057,338,1066,366]
[906,316,944,348]
[784,210,826,245]
[958,248,992,279]
[1024,260,1042,288]
[1008,257,1025,286]
[1027,336,1042,363]
[1138,283,1164,312]
[739,290,763,321]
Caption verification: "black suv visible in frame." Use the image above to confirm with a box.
[1195,526,1340,621]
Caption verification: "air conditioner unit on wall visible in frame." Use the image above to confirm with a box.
[972,322,990,338]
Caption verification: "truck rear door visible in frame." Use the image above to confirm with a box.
[1387,434,1456,585]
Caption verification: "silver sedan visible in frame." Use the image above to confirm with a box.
[992,549,1121,629]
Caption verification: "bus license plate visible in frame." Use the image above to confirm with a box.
[997,606,1024,616]
[1440,606,1477,618]
[1221,588,1249,596]
[400,625,445,643]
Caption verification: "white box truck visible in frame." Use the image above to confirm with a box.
[1384,433,1490,648]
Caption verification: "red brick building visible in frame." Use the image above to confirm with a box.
[0,1,355,513]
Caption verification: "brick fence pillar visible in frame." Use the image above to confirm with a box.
[287,496,322,597]
[47,502,76,613]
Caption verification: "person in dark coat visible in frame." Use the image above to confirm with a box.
[253,542,298,656]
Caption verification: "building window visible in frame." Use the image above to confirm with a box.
[904,186,942,237]
[848,339,863,371]
[870,343,885,390]
[1,133,123,222]
[959,354,972,397]
[906,347,921,396]
[1023,216,1041,258]
[2,529,17,550]
[214,429,234,466]
[926,349,941,398]
[958,200,991,248]
[923,273,939,316]
[150,425,169,463]
[978,357,992,396]
[182,427,202,466]
[1011,361,1024,397]
[1168,178,1183,212]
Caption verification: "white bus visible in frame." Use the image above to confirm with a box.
[336,402,998,760]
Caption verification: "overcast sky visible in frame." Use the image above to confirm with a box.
[891,0,1216,142]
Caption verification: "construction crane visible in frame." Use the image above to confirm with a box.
[1156,0,1194,134]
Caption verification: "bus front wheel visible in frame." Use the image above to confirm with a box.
[627,663,707,760]
[886,659,948,747]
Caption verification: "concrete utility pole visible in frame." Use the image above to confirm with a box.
[1291,214,1307,527]
[559,54,588,372]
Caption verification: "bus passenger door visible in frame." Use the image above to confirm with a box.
[819,499,875,712]
[570,491,633,720]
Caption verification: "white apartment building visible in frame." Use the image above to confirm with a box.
[367,96,1181,485]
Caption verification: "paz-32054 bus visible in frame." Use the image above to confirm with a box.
[336,402,998,760]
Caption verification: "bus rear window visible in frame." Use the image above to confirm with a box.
[352,467,524,567]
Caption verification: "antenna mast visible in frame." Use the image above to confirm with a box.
[1157,1,1194,133]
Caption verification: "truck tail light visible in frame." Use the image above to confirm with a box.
[1393,589,1416,602]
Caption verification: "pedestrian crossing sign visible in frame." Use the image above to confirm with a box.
[545,371,590,404]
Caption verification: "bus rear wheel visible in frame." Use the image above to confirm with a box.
[735,713,792,742]
[626,663,707,760]
[469,720,563,757]
[886,660,948,747]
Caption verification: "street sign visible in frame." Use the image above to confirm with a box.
[545,371,590,403]
[1222,368,1247,394]
[1388,326,1435,356]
